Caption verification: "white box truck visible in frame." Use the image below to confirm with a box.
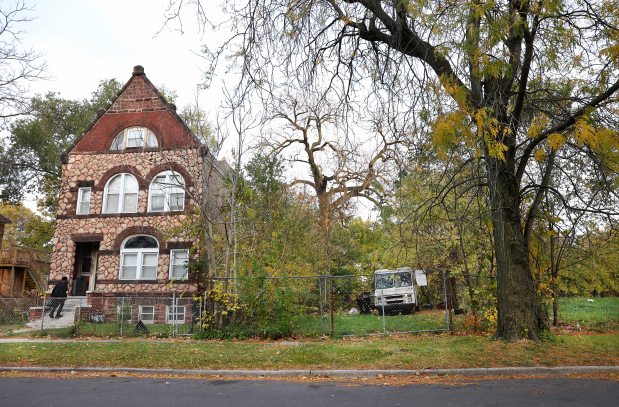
[357,267,426,314]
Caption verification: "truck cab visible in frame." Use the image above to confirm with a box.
[373,267,417,313]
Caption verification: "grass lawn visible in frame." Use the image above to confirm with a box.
[558,297,619,330]
[295,310,451,338]
[74,322,194,337]
[0,333,617,370]
[1,297,616,339]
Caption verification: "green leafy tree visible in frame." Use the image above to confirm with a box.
[173,0,619,339]
[0,79,121,214]
[0,202,53,251]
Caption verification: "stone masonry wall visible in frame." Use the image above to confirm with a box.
[49,147,204,295]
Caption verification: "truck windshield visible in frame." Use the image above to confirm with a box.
[375,272,413,289]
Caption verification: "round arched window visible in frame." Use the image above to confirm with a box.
[120,235,159,280]
[111,127,158,150]
[103,173,139,213]
[148,171,185,212]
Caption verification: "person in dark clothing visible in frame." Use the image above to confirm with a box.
[49,277,68,318]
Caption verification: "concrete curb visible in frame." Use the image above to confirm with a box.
[1,366,617,378]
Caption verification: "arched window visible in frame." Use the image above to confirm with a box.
[148,171,185,212]
[120,235,159,280]
[111,127,158,150]
[103,173,139,213]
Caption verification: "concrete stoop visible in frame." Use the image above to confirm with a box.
[24,297,88,330]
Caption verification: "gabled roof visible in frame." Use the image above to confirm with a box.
[65,65,205,156]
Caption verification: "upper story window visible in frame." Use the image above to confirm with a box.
[120,235,159,280]
[76,187,91,215]
[111,127,158,150]
[103,173,139,213]
[169,249,189,280]
[148,171,185,212]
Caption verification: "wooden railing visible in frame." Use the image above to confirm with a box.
[1,247,47,266]
[1,247,49,292]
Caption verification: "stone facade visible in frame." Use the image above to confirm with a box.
[48,66,220,297]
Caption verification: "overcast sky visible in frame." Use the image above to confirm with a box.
[24,0,218,113]
[15,0,228,211]
[15,0,378,219]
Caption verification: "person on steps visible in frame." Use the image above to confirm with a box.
[48,277,68,318]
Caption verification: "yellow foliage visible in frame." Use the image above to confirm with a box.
[592,127,619,151]
[486,139,509,160]
[534,148,547,162]
[441,75,469,109]
[547,133,566,151]
[575,119,596,145]
[431,110,470,156]
[474,108,508,160]
[527,114,549,139]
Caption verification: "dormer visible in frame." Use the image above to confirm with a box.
[111,126,159,150]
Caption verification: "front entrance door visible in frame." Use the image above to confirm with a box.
[72,242,99,296]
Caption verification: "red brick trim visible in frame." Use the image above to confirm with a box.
[104,124,163,150]
[99,280,160,284]
[71,233,104,242]
[95,279,197,285]
[87,290,198,297]
[112,225,165,251]
[97,165,147,190]
[167,242,193,250]
[145,162,195,188]
[70,146,200,156]
[56,211,191,220]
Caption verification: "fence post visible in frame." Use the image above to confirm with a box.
[447,271,454,333]
[172,292,176,337]
[441,270,452,332]
[381,288,386,334]
[76,299,81,334]
[120,297,125,337]
[329,276,334,338]
[203,292,207,331]
[40,294,46,332]
[318,276,324,336]
[198,295,203,334]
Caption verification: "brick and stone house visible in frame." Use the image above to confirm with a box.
[48,65,225,304]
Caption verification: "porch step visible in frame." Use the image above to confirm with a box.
[62,296,88,311]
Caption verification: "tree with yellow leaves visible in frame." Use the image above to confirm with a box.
[170,0,619,340]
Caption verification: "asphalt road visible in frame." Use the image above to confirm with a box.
[1,377,617,406]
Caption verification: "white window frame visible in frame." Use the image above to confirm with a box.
[119,235,159,280]
[138,305,155,324]
[103,173,139,214]
[111,127,158,150]
[76,187,91,215]
[148,171,185,212]
[169,249,189,280]
[165,305,186,324]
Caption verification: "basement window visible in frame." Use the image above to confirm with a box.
[166,305,185,324]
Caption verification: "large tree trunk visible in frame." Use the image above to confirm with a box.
[487,158,547,340]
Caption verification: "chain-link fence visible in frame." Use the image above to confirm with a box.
[74,295,200,337]
[1,272,615,338]
[206,270,453,338]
